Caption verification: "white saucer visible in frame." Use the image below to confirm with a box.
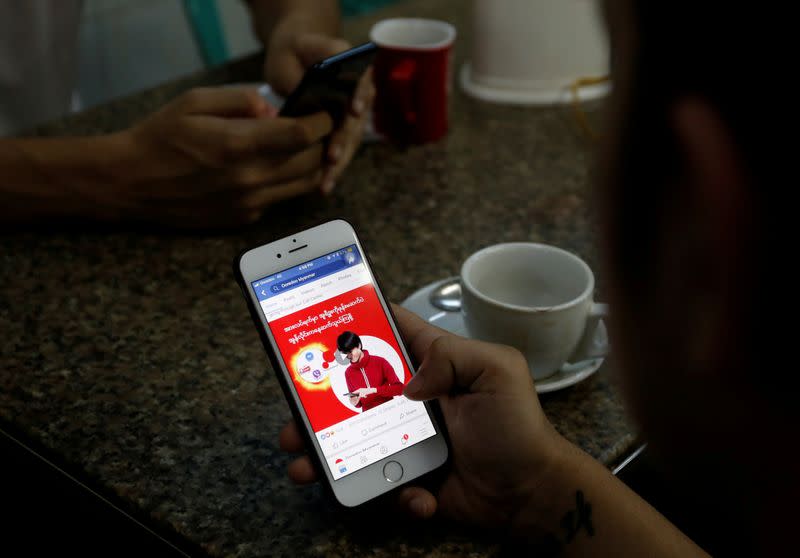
[459,62,611,106]
[401,277,606,393]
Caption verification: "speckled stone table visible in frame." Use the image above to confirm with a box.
[0,1,635,556]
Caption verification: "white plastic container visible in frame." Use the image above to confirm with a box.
[461,0,610,105]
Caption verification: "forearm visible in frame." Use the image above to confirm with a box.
[0,133,130,222]
[514,439,709,557]
[246,0,340,47]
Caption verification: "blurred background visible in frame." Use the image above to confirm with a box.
[77,0,258,108]
[76,0,396,109]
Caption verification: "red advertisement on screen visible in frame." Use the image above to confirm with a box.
[268,284,412,432]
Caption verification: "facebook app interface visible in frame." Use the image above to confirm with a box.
[252,245,436,480]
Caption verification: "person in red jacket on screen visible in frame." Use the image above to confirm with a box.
[337,331,403,411]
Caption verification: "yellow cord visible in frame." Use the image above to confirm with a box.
[569,76,610,140]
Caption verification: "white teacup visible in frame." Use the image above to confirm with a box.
[461,243,609,381]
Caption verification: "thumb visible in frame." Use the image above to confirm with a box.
[396,486,437,519]
[404,335,532,401]
[294,33,351,67]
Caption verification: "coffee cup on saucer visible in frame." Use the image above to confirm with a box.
[460,243,609,381]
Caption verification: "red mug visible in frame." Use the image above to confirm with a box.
[369,19,457,145]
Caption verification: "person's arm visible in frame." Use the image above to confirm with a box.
[0,88,333,227]
[0,134,130,222]
[278,306,709,557]
[374,357,403,398]
[345,370,363,407]
[398,307,708,557]
[509,440,707,556]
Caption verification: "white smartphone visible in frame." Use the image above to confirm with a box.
[234,219,449,507]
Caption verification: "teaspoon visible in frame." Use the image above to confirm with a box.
[429,277,462,312]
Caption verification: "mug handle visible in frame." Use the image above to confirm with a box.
[568,302,610,363]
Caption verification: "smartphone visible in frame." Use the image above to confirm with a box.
[279,42,377,126]
[234,219,449,507]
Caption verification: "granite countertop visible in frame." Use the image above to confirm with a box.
[0,0,635,556]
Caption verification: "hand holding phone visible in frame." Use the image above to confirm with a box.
[277,303,579,531]
[279,42,377,127]
[275,41,377,194]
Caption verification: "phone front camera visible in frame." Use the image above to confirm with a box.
[277,253,282,258]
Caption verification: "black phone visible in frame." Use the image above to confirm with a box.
[279,42,378,126]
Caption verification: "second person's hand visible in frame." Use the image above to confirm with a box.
[106,86,333,227]
[280,305,573,531]
[265,31,375,195]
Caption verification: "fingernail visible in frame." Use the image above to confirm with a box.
[329,144,342,162]
[409,497,428,517]
[322,178,336,194]
[353,99,365,115]
[404,374,425,398]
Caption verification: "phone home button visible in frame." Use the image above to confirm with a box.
[383,461,403,483]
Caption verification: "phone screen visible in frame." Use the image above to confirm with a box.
[251,244,437,480]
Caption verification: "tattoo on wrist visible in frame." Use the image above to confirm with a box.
[561,490,594,542]
[524,490,595,557]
